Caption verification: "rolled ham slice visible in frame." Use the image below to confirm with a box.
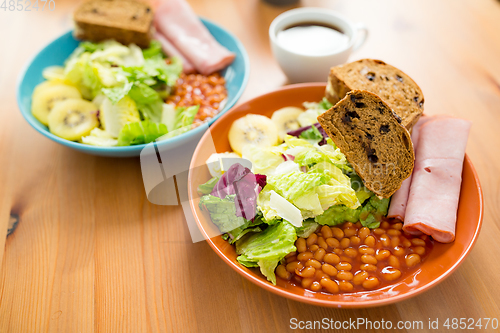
[387,116,445,221]
[402,117,471,243]
[153,31,196,73]
[155,0,236,75]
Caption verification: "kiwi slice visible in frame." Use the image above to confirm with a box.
[48,99,99,141]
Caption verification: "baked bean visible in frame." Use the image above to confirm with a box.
[315,269,329,280]
[337,271,354,281]
[411,246,426,256]
[336,262,352,271]
[301,277,315,289]
[391,236,400,248]
[340,238,351,248]
[387,229,401,237]
[306,234,318,246]
[360,264,377,271]
[322,263,338,277]
[353,271,369,285]
[358,247,375,255]
[379,234,390,247]
[375,249,391,261]
[326,237,340,248]
[393,246,405,256]
[321,226,333,239]
[350,236,361,246]
[362,276,380,289]
[420,235,428,241]
[344,227,357,238]
[314,248,326,261]
[305,259,322,269]
[381,267,402,281]
[318,237,328,250]
[358,227,370,240]
[400,236,412,248]
[361,255,378,265]
[392,222,403,230]
[344,248,357,258]
[296,238,307,253]
[279,220,431,295]
[310,281,322,292]
[276,264,291,280]
[297,266,316,278]
[340,256,353,263]
[331,227,344,239]
[365,236,376,247]
[411,238,426,247]
[320,278,339,293]
[339,281,354,292]
[286,261,303,273]
[297,252,313,261]
[388,255,400,268]
[323,253,340,265]
[405,254,421,268]
[167,73,227,122]
[286,256,297,263]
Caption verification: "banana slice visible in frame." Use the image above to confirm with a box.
[48,99,99,141]
[271,107,304,141]
[31,83,82,125]
[100,96,141,137]
[228,114,279,154]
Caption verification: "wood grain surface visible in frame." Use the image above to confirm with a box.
[1,0,500,332]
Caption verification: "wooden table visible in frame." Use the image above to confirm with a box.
[1,0,499,332]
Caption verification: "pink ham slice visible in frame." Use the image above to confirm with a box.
[387,116,445,221]
[153,31,196,73]
[154,0,236,75]
[402,117,471,243]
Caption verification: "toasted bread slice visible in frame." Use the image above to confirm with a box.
[325,59,424,130]
[74,0,153,48]
[318,90,414,198]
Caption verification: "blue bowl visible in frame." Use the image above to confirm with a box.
[17,18,250,157]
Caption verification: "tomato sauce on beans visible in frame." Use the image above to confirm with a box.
[166,73,227,122]
[276,220,433,294]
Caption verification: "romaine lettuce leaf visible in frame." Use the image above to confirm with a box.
[267,171,328,201]
[102,81,134,104]
[199,194,247,233]
[241,145,285,175]
[142,40,163,59]
[236,221,297,285]
[197,176,220,195]
[295,219,320,238]
[160,105,199,139]
[117,120,168,146]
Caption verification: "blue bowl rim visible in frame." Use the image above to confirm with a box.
[16,17,250,154]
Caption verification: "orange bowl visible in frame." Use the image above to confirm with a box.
[187,83,483,308]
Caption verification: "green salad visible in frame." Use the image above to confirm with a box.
[198,100,390,285]
[32,40,200,146]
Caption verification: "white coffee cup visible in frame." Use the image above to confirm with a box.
[269,8,368,83]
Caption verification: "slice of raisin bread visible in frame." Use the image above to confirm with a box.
[74,0,153,48]
[325,59,424,130]
[318,90,414,198]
